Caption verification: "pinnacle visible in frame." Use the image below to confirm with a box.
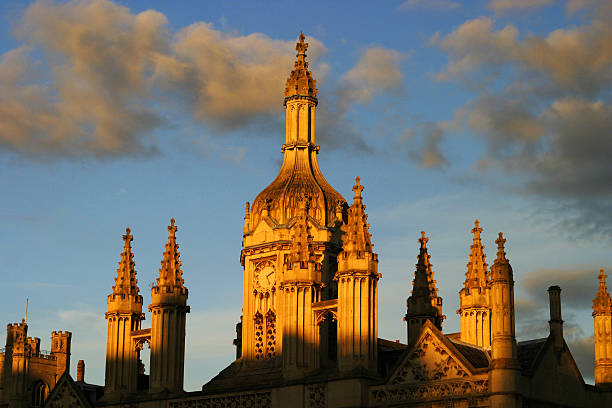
[465,219,489,289]
[411,231,439,300]
[112,227,139,296]
[491,232,512,281]
[156,218,185,289]
[285,33,318,100]
[593,269,612,316]
[342,179,372,256]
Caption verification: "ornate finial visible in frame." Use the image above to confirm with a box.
[123,227,133,246]
[472,219,482,237]
[599,269,607,285]
[285,33,318,100]
[496,232,506,257]
[353,176,364,199]
[419,231,428,249]
[245,201,250,215]
[297,32,307,56]
[594,269,612,316]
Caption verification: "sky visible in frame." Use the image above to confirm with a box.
[1,0,611,390]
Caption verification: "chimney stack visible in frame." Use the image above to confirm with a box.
[548,286,563,352]
[77,359,85,382]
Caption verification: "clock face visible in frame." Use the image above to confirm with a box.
[255,263,276,290]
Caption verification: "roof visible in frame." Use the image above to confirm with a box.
[447,337,490,369]
[517,337,548,373]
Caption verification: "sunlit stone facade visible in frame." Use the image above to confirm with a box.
[3,34,612,408]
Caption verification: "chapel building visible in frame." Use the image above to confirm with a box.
[2,33,612,408]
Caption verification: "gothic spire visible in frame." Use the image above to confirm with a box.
[491,232,513,282]
[112,227,139,296]
[284,33,318,102]
[342,177,372,256]
[156,218,185,289]
[464,219,489,289]
[593,269,612,316]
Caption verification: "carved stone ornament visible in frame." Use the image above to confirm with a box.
[389,333,470,385]
[254,261,276,291]
[169,391,272,408]
[370,379,489,404]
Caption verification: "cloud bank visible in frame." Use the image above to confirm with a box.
[0,0,405,160]
[428,0,612,238]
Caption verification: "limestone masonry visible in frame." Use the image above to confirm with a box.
[1,34,612,408]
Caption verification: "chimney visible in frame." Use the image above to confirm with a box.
[548,286,563,351]
[77,359,85,383]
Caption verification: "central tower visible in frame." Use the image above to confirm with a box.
[241,34,346,377]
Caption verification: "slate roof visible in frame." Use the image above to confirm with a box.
[447,337,490,369]
[517,337,548,373]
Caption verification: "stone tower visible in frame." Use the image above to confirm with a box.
[149,219,190,393]
[241,34,345,376]
[336,177,380,372]
[6,322,27,408]
[489,233,520,408]
[50,331,71,378]
[405,231,443,346]
[458,220,492,348]
[105,228,143,396]
[593,269,612,387]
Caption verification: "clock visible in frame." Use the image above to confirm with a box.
[255,262,276,290]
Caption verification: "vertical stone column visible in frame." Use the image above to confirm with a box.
[593,269,612,387]
[489,233,521,408]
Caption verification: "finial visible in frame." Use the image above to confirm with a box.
[496,232,506,250]
[169,218,177,233]
[245,201,250,215]
[472,219,482,237]
[297,32,308,56]
[599,269,608,287]
[419,231,428,249]
[284,33,317,99]
[123,227,133,244]
[353,176,364,199]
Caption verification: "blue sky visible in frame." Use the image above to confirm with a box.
[1,0,611,390]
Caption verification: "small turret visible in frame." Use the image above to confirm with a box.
[149,219,190,393]
[336,177,380,372]
[489,232,521,408]
[51,331,71,378]
[405,231,444,345]
[458,220,492,348]
[593,269,612,387]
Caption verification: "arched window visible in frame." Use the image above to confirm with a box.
[32,381,48,408]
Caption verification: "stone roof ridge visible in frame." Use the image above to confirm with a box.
[112,227,139,296]
[156,218,185,289]
[342,177,374,256]
[284,32,318,101]
[464,219,489,289]
[593,269,612,316]
[491,232,513,282]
